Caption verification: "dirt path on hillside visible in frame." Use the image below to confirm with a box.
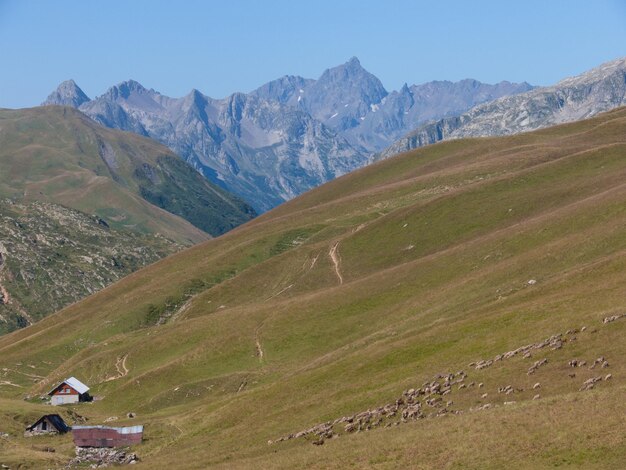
[2,367,44,380]
[265,284,294,302]
[104,354,129,382]
[255,333,264,361]
[117,354,129,377]
[309,252,320,270]
[329,242,343,285]
[0,380,22,388]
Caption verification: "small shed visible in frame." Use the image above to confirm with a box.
[25,414,70,435]
[72,425,144,448]
[48,377,91,406]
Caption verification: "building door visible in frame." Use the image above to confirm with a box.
[42,421,47,431]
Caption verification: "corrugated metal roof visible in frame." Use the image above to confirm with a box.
[26,414,70,433]
[73,425,144,433]
[48,376,90,395]
[65,376,89,394]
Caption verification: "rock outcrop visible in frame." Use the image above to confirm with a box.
[381,57,626,158]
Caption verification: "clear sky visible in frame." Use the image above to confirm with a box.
[1,0,625,109]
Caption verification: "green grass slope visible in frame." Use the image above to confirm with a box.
[1,108,626,468]
[0,106,255,242]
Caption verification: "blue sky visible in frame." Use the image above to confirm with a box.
[1,0,625,108]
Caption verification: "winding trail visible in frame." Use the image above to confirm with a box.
[329,242,343,285]
[309,252,320,270]
[104,354,129,382]
[255,334,264,361]
[117,354,129,377]
[265,284,294,302]
[0,380,22,388]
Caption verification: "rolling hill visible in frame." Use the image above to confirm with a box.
[0,106,255,334]
[0,106,255,241]
[1,108,626,468]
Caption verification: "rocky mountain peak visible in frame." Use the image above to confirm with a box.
[42,79,91,107]
[251,75,313,105]
[318,57,386,97]
[305,58,388,132]
[101,80,148,101]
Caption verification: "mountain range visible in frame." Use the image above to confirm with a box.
[43,58,532,211]
[381,57,626,157]
[0,106,255,333]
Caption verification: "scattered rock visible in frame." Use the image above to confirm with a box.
[533,394,541,400]
[533,383,541,389]
[68,447,139,467]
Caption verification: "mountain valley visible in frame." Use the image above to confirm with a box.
[1,108,625,467]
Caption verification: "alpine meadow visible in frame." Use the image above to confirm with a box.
[1,107,626,467]
[1,1,626,468]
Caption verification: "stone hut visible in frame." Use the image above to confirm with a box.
[25,414,70,435]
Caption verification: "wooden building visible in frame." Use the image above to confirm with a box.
[48,377,90,406]
[25,414,70,435]
[72,425,144,448]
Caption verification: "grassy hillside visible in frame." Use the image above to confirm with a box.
[0,106,255,242]
[1,108,626,468]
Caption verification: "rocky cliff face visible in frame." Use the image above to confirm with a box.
[76,84,366,211]
[381,57,626,158]
[251,59,531,153]
[44,58,532,211]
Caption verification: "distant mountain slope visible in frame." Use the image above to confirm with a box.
[0,106,255,240]
[0,199,180,335]
[251,57,532,152]
[345,79,532,151]
[382,57,626,158]
[80,85,367,211]
[45,58,531,211]
[2,108,626,467]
